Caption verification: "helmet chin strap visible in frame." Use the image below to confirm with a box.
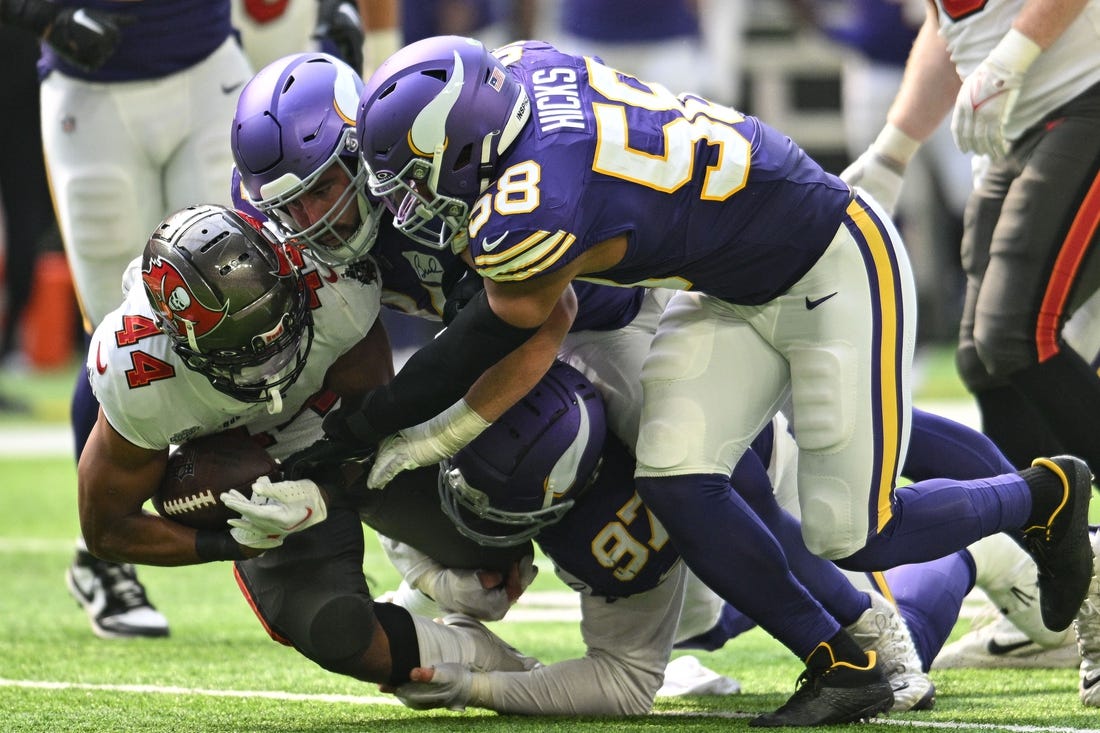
[266,386,284,415]
[183,320,200,351]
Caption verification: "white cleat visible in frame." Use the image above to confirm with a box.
[846,591,935,711]
[1075,532,1100,707]
[934,606,1076,670]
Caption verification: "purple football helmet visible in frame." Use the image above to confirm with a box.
[438,361,607,547]
[231,52,382,267]
[356,35,531,250]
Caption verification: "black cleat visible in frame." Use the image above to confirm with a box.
[1019,456,1094,632]
[751,643,894,727]
[67,549,169,639]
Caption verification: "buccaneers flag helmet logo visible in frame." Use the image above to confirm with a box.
[142,257,228,339]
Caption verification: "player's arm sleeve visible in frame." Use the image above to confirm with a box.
[466,564,687,715]
[329,289,548,443]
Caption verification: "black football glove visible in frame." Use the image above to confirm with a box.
[321,389,384,448]
[1,0,133,72]
[441,262,485,326]
[313,0,363,73]
[46,6,132,71]
[281,437,377,506]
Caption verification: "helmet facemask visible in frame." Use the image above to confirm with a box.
[437,459,581,547]
[169,292,314,409]
[253,129,382,266]
[369,157,469,251]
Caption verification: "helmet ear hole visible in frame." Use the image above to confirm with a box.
[453,144,472,172]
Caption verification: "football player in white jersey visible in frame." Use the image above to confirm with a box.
[79,203,544,685]
[840,0,1100,705]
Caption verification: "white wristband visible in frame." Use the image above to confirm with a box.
[419,398,492,457]
[989,27,1042,75]
[871,123,921,168]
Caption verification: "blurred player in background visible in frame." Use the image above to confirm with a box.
[37,0,251,641]
[842,1,1100,475]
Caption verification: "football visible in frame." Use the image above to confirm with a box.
[153,428,280,531]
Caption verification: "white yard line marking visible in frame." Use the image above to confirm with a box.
[2,678,1095,732]
[0,677,399,705]
[654,711,1099,732]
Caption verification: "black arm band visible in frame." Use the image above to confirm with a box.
[360,289,539,435]
[195,529,247,562]
[374,602,421,687]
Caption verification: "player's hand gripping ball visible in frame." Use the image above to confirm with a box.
[153,429,280,530]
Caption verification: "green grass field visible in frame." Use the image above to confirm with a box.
[1,351,1097,732]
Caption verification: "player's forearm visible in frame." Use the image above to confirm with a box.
[471,654,658,715]
[465,293,574,422]
[80,508,247,563]
[338,291,541,440]
[1011,0,1088,48]
[885,14,960,143]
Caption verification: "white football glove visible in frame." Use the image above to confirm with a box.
[394,663,474,711]
[367,398,490,489]
[951,28,1041,159]
[422,559,538,621]
[221,477,328,549]
[839,123,920,216]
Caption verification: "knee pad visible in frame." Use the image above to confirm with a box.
[306,594,376,671]
[973,320,1034,379]
[787,343,856,453]
[955,342,997,392]
[797,476,867,560]
[636,315,716,473]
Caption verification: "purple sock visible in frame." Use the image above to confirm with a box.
[70,362,100,461]
[674,603,757,651]
[882,551,976,671]
[732,449,870,626]
[636,472,839,658]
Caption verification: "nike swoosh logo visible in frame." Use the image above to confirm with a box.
[986,638,1034,655]
[285,507,314,531]
[221,81,245,95]
[1083,673,1100,690]
[480,231,509,253]
[95,343,108,374]
[804,292,838,310]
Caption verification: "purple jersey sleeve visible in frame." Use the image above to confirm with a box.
[38,0,234,81]
[468,42,852,305]
[373,214,646,328]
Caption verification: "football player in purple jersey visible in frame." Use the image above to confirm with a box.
[383,364,1046,717]
[337,36,1094,725]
